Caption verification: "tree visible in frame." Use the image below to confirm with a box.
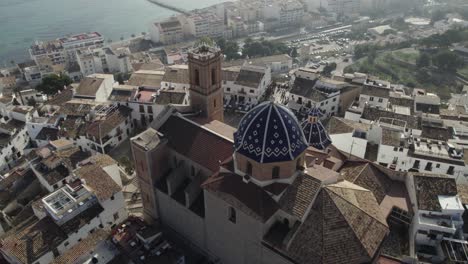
[432,50,464,72]
[367,48,377,64]
[27,97,37,107]
[224,41,241,60]
[322,62,337,77]
[196,36,214,46]
[116,73,125,85]
[12,86,24,105]
[291,47,298,58]
[36,74,72,95]
[417,53,431,68]
[431,10,445,24]
[216,38,227,51]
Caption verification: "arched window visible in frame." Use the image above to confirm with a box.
[228,206,236,223]
[211,68,216,85]
[194,69,200,86]
[272,166,280,179]
[246,162,252,175]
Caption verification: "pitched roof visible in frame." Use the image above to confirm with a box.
[86,106,131,139]
[327,117,370,135]
[279,173,321,219]
[202,172,278,222]
[234,68,265,88]
[128,70,164,87]
[381,128,402,147]
[51,230,110,264]
[162,66,189,84]
[290,78,329,102]
[76,164,121,201]
[75,77,104,97]
[339,161,393,204]
[361,106,420,129]
[1,217,67,264]
[155,90,186,105]
[413,173,457,211]
[35,127,59,141]
[287,181,388,264]
[361,85,391,98]
[158,115,233,172]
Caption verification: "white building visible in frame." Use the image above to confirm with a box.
[0,154,128,264]
[288,70,340,117]
[149,17,184,45]
[327,0,360,17]
[77,47,132,77]
[407,173,465,262]
[182,12,225,39]
[30,32,104,65]
[74,74,115,102]
[223,65,272,106]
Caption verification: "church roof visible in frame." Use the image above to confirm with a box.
[287,181,388,264]
[234,101,308,163]
[301,108,332,150]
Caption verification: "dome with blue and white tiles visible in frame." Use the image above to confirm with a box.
[301,106,332,150]
[234,101,308,163]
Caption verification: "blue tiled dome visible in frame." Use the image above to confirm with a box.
[234,101,308,163]
[301,107,332,150]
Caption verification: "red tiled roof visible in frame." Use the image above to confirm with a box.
[202,172,278,222]
[159,115,233,172]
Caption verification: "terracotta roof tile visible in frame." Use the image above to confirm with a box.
[159,115,233,172]
[203,172,278,222]
[287,181,388,264]
[279,174,321,219]
[51,229,110,264]
[1,217,67,264]
[413,173,457,211]
[76,164,121,201]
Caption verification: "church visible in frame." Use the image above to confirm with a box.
[131,43,395,264]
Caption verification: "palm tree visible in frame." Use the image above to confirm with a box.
[12,86,25,105]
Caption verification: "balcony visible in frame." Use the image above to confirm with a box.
[418,213,456,234]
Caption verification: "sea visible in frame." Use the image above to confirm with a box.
[0,0,227,66]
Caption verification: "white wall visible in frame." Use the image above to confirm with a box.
[330,133,367,158]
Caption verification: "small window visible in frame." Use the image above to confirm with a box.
[111,195,115,200]
[211,68,216,85]
[447,166,455,175]
[250,89,254,93]
[226,87,231,92]
[214,99,217,108]
[113,213,119,221]
[194,69,200,86]
[369,97,374,101]
[64,241,69,247]
[393,147,398,151]
[246,162,252,175]
[147,105,153,113]
[228,207,236,223]
[272,166,280,179]
[378,98,383,103]
[332,98,336,102]
[436,164,440,168]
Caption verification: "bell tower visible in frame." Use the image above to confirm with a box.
[188,43,224,122]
